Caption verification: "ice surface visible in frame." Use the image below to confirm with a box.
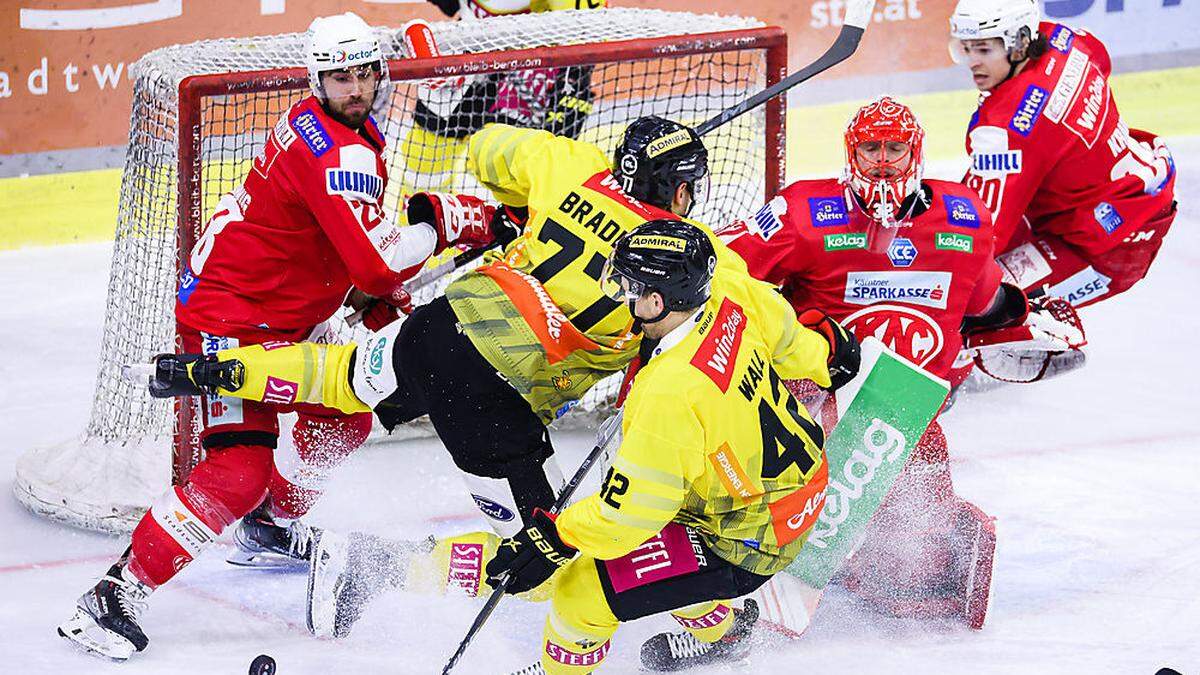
[3,139,1199,674]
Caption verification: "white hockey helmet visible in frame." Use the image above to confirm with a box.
[949,0,1040,58]
[305,12,389,102]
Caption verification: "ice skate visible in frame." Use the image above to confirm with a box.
[227,501,319,569]
[640,599,760,671]
[307,529,435,638]
[57,560,152,661]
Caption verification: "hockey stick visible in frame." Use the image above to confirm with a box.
[345,245,490,326]
[441,411,624,675]
[695,0,876,137]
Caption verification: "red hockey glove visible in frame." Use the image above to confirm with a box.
[484,509,576,595]
[798,309,861,391]
[361,287,414,332]
[407,192,498,255]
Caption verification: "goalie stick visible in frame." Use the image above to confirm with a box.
[441,411,624,675]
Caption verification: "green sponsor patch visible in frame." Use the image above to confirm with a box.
[936,232,973,253]
[823,232,868,251]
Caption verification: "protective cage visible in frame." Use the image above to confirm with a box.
[14,8,786,534]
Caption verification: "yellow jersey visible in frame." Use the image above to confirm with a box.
[447,123,742,421]
[556,257,833,576]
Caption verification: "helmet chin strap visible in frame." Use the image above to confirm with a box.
[628,296,672,333]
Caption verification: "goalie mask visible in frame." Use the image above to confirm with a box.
[305,12,391,119]
[843,96,925,249]
[613,117,709,215]
[601,219,716,326]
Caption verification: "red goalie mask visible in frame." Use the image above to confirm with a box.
[844,97,925,226]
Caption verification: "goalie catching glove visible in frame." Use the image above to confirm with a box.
[798,309,861,390]
[484,509,575,595]
[962,284,1087,383]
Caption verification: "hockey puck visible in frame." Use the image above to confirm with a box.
[250,654,277,675]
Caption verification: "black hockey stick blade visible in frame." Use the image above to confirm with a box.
[696,0,877,137]
[441,412,624,675]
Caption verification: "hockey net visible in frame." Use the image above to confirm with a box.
[14,8,786,534]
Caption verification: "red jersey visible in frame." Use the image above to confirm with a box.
[177,96,417,339]
[721,178,1002,380]
[965,22,1175,257]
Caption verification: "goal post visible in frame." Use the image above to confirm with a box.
[14,8,787,534]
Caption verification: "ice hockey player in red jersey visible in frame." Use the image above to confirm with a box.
[717,97,1082,631]
[952,0,1177,311]
[56,12,499,662]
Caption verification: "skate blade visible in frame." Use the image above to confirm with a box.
[307,530,350,638]
[57,610,136,662]
[226,547,307,570]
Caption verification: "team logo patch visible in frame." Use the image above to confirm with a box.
[936,232,973,253]
[842,304,946,367]
[629,234,687,252]
[1065,69,1108,147]
[768,461,829,546]
[292,111,332,157]
[1094,202,1124,234]
[823,232,868,251]
[690,298,746,393]
[545,639,610,667]
[971,150,1022,175]
[1049,25,1075,53]
[446,542,484,596]
[748,196,787,241]
[326,168,383,201]
[1045,49,1089,123]
[943,195,981,229]
[471,494,515,522]
[807,196,850,227]
[887,237,918,268]
[368,336,388,375]
[844,271,951,309]
[263,376,298,405]
[178,268,199,305]
[1008,85,1048,137]
[1049,266,1111,306]
[646,130,693,158]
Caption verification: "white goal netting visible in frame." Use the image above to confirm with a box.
[14,8,785,534]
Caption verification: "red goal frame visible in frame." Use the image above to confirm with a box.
[172,27,788,483]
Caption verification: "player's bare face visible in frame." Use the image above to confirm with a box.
[322,65,380,128]
[855,140,912,180]
[953,38,1010,91]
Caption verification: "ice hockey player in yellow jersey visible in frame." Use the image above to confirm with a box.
[146,116,726,543]
[483,219,862,673]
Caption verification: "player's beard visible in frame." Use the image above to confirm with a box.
[326,92,376,129]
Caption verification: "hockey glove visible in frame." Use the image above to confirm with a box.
[491,204,528,249]
[798,309,860,391]
[485,509,576,595]
[407,192,498,255]
[361,287,414,332]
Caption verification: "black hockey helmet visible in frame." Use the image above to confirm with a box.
[613,116,709,211]
[602,219,717,320]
